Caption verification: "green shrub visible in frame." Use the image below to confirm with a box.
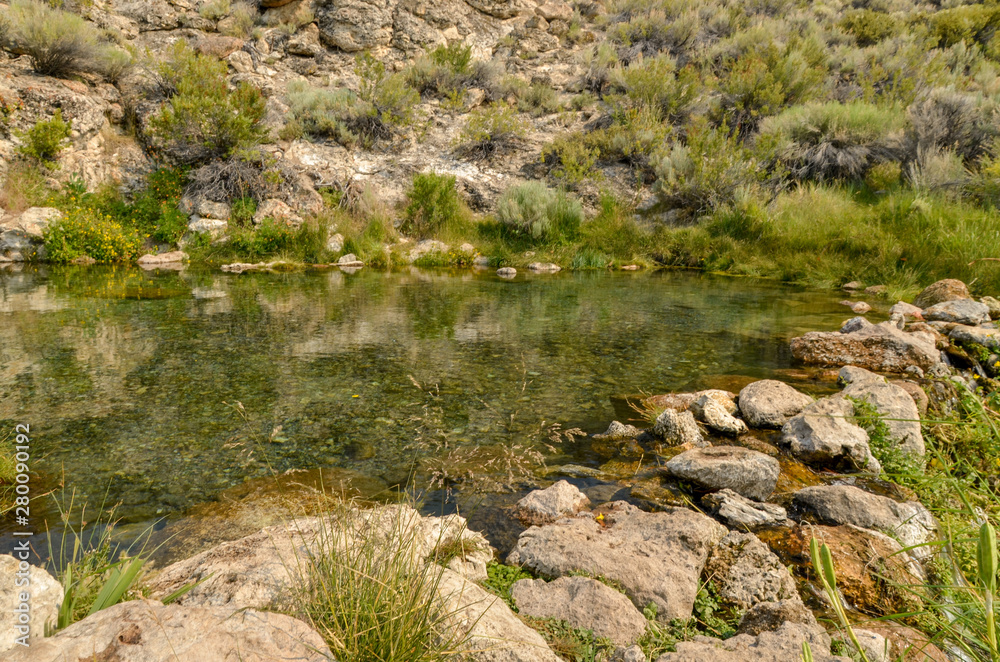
[542,134,601,184]
[406,44,500,100]
[403,172,465,237]
[355,52,419,138]
[16,109,71,168]
[928,4,1000,53]
[841,10,899,47]
[150,41,268,163]
[757,101,906,183]
[223,1,257,38]
[517,83,561,116]
[429,42,472,74]
[230,196,257,226]
[44,207,143,264]
[583,106,670,169]
[607,2,701,64]
[581,42,619,94]
[609,54,700,124]
[496,181,582,242]
[456,104,527,159]
[226,219,298,259]
[5,0,106,77]
[199,0,231,21]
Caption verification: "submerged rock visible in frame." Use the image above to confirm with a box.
[792,485,936,558]
[594,420,642,440]
[507,502,727,620]
[912,279,970,309]
[511,576,647,646]
[497,267,517,278]
[780,398,880,473]
[664,447,779,501]
[515,480,590,525]
[737,380,814,429]
[5,600,332,662]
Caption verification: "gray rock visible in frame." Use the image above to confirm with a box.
[528,262,561,272]
[594,420,642,440]
[408,239,450,262]
[846,629,891,662]
[665,447,779,501]
[781,398,880,473]
[652,409,704,446]
[889,301,923,319]
[611,645,648,662]
[737,600,819,637]
[497,267,517,278]
[315,0,394,51]
[923,299,990,325]
[511,576,647,645]
[840,316,871,333]
[793,485,936,559]
[338,253,364,267]
[702,489,788,529]
[507,502,727,620]
[950,323,1000,352]
[438,569,561,662]
[137,251,188,265]
[790,321,942,372]
[286,23,324,57]
[738,380,814,429]
[981,296,1000,320]
[840,379,924,457]
[187,218,228,239]
[705,532,800,611]
[515,480,590,524]
[7,207,61,238]
[5,600,332,662]
[837,365,884,386]
[654,621,847,662]
[326,232,344,253]
[0,556,62,654]
[913,278,970,309]
[254,199,303,228]
[691,394,746,435]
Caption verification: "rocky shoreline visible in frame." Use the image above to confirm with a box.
[2,276,994,662]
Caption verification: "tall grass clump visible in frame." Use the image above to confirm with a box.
[4,0,129,79]
[0,429,17,516]
[758,101,906,183]
[290,504,463,662]
[496,181,582,242]
[150,41,268,164]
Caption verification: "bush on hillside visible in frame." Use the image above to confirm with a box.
[43,207,143,264]
[840,10,899,47]
[905,89,996,165]
[455,104,527,160]
[403,172,466,237]
[150,41,268,164]
[758,101,906,183]
[16,109,71,168]
[187,149,295,204]
[608,53,700,124]
[406,44,502,101]
[496,181,582,241]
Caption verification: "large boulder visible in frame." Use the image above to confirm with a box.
[511,576,647,646]
[839,378,924,457]
[515,480,590,525]
[664,447,779,501]
[912,279,970,309]
[790,319,941,373]
[792,485,936,559]
[506,502,727,620]
[0,556,63,654]
[438,569,561,662]
[654,621,848,662]
[780,398,880,472]
[705,532,800,611]
[923,299,990,325]
[737,380,814,429]
[7,207,61,238]
[5,600,332,662]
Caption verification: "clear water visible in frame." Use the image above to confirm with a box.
[0,264,857,554]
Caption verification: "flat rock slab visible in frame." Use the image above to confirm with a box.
[738,380,813,429]
[6,599,332,662]
[790,319,941,372]
[137,251,188,265]
[923,299,990,325]
[655,621,848,662]
[664,446,779,501]
[792,485,935,559]
[438,569,561,662]
[512,576,647,645]
[506,502,726,620]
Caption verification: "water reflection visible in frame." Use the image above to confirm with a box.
[0,264,859,552]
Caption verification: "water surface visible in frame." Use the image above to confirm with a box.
[0,265,858,553]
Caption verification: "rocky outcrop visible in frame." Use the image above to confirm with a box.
[737,380,813,429]
[511,576,648,645]
[0,555,63,654]
[792,485,936,558]
[736,600,819,637]
[515,480,590,525]
[507,502,727,619]
[664,446,779,501]
[780,397,880,472]
[5,600,332,662]
[912,279,970,309]
[790,319,941,372]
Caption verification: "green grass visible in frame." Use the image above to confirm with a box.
[0,429,17,516]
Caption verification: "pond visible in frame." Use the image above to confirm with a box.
[0,264,858,556]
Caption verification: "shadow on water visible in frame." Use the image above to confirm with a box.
[0,263,864,558]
